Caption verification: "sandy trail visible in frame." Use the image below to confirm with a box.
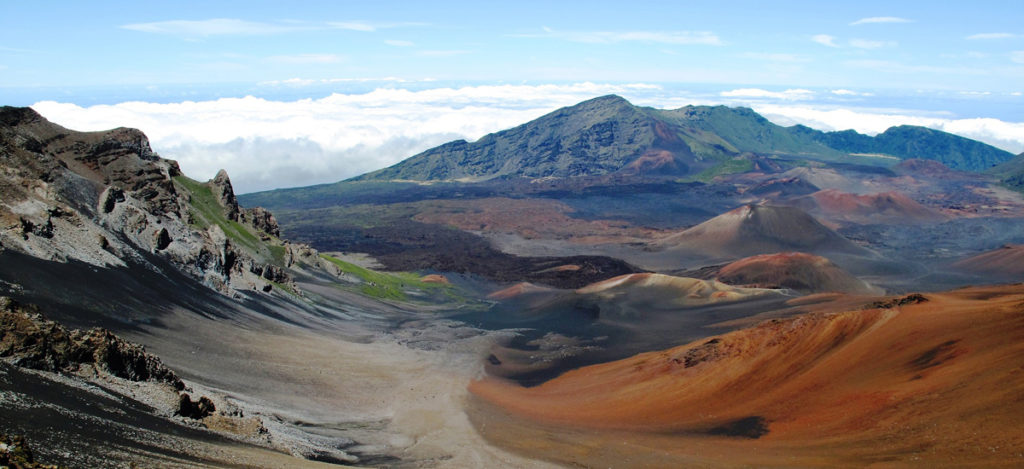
[129,308,558,468]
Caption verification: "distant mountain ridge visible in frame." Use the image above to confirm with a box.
[991,152,1024,192]
[791,124,1015,171]
[354,95,1015,182]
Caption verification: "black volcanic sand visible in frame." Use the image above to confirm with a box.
[454,290,797,386]
[278,214,643,289]
[0,362,235,467]
[0,250,560,467]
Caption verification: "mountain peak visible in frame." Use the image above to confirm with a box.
[579,94,631,106]
[352,96,1014,183]
[0,106,44,127]
[659,204,867,258]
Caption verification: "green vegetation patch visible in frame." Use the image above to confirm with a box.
[174,175,262,253]
[319,254,450,301]
[688,158,755,182]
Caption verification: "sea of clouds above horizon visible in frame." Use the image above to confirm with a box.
[31,82,1024,194]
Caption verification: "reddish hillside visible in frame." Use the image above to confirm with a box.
[716,252,880,294]
[470,285,1024,467]
[658,204,867,258]
[575,272,774,306]
[953,244,1024,278]
[790,189,946,224]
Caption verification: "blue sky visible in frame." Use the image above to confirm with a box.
[2,1,1023,192]
[3,0,1022,94]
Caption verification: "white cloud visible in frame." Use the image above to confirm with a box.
[267,53,344,64]
[417,50,471,57]
[720,88,816,100]
[329,21,377,32]
[327,21,426,32]
[1012,51,1024,64]
[29,83,1024,194]
[739,52,808,62]
[849,39,896,49]
[756,105,1024,154]
[519,28,723,46]
[259,77,417,86]
[30,83,665,193]
[121,18,309,36]
[831,89,873,97]
[850,17,913,26]
[121,19,425,37]
[812,34,839,47]
[384,39,415,47]
[966,32,1017,40]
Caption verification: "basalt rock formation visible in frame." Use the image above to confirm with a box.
[0,297,183,388]
[0,106,298,295]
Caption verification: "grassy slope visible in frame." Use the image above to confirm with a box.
[319,253,460,303]
[988,153,1024,193]
[179,176,470,304]
[686,158,755,182]
[174,175,278,265]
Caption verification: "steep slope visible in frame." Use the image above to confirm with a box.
[470,285,1024,467]
[652,104,841,159]
[990,152,1024,192]
[715,252,880,294]
[355,95,701,181]
[792,124,1016,171]
[658,204,867,258]
[953,244,1024,278]
[0,107,543,467]
[0,106,299,295]
[353,96,1013,182]
[0,297,289,467]
[354,96,849,183]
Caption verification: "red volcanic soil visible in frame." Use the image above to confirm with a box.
[470,284,1024,467]
[620,150,683,175]
[954,244,1024,277]
[486,282,557,300]
[575,272,773,305]
[793,189,945,224]
[716,252,880,294]
[658,204,865,258]
[419,274,450,284]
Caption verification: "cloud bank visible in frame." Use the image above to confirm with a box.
[121,18,310,36]
[521,28,723,45]
[32,83,659,193]
[850,16,913,26]
[32,83,1024,193]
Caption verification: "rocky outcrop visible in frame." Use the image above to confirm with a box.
[0,107,298,296]
[0,433,64,469]
[211,169,240,222]
[176,393,216,419]
[240,206,280,239]
[0,297,183,389]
